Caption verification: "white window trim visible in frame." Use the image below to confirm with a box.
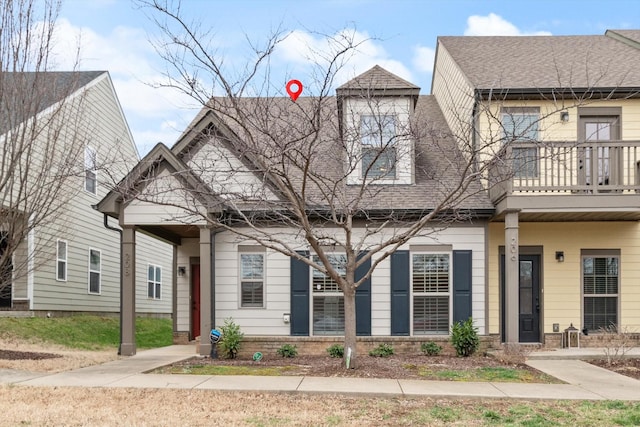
[238,252,265,308]
[84,145,97,195]
[88,248,101,295]
[410,252,452,336]
[148,263,162,300]
[310,253,346,336]
[56,239,67,282]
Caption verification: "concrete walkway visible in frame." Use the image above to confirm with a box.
[1,345,639,400]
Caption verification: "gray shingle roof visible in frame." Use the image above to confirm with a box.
[0,71,104,135]
[174,92,493,213]
[338,65,420,90]
[438,34,640,91]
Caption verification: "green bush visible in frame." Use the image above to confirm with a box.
[219,317,244,359]
[276,344,298,358]
[326,344,344,358]
[451,317,479,357]
[421,341,443,356]
[369,343,394,357]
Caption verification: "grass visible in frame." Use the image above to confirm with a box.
[165,364,298,376]
[411,365,559,383]
[0,315,172,350]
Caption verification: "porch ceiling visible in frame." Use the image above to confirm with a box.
[138,224,201,245]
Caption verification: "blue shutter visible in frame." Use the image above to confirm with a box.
[390,250,410,335]
[453,250,472,323]
[355,253,371,336]
[290,251,309,336]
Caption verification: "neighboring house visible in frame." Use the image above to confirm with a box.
[432,30,640,344]
[98,66,494,356]
[0,71,173,318]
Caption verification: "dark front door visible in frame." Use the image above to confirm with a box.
[518,255,540,343]
[501,254,541,343]
[0,233,11,308]
[191,264,201,339]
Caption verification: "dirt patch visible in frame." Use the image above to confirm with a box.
[0,336,118,372]
[156,353,556,382]
[589,358,640,380]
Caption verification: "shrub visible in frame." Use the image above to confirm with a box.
[421,341,442,356]
[369,343,394,357]
[276,344,298,358]
[451,317,479,357]
[219,317,244,359]
[326,344,344,358]
[599,324,636,365]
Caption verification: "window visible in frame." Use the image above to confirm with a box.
[56,240,67,281]
[412,253,450,335]
[360,115,397,178]
[147,264,162,299]
[239,253,264,307]
[85,146,97,194]
[312,254,345,335]
[502,108,539,178]
[583,255,618,331]
[88,248,101,294]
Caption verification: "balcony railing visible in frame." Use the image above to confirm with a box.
[488,140,640,201]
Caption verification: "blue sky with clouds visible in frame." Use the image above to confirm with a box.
[55,0,640,155]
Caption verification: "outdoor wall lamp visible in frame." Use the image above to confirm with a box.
[177,266,186,277]
[555,251,565,262]
[560,111,569,122]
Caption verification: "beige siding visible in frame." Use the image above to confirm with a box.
[179,225,487,336]
[431,43,476,152]
[175,238,199,332]
[488,221,640,335]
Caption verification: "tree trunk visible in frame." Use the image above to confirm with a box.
[343,286,357,369]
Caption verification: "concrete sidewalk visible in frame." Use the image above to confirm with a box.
[1,345,639,401]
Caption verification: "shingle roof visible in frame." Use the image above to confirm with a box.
[606,29,640,49]
[0,71,104,135]
[338,65,420,90]
[173,92,493,214]
[438,34,640,91]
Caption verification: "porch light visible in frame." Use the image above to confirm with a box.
[560,111,569,122]
[555,251,564,262]
[177,266,186,277]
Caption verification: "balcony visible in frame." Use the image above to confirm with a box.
[488,140,640,220]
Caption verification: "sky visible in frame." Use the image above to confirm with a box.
[52,0,640,156]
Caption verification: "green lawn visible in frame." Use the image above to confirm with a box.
[0,315,173,350]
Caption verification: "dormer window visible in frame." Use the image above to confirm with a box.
[361,114,397,179]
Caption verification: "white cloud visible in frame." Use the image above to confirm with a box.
[412,45,435,73]
[276,29,414,91]
[464,13,552,36]
[48,18,197,154]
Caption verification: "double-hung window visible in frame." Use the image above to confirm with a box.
[360,114,397,179]
[412,253,450,335]
[88,248,101,294]
[502,107,539,178]
[239,253,264,308]
[583,252,619,331]
[56,240,67,281]
[85,146,97,194]
[148,264,162,299]
[312,254,345,335]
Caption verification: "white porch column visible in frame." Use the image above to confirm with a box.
[120,226,136,356]
[199,227,212,356]
[504,210,520,343]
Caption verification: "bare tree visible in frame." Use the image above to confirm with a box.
[0,0,89,305]
[132,1,624,367]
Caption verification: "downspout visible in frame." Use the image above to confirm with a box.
[94,206,125,355]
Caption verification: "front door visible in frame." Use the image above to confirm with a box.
[501,254,541,343]
[579,115,621,190]
[191,264,201,339]
[0,233,11,308]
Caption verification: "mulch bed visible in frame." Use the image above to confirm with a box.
[589,358,640,380]
[163,353,545,380]
[0,349,62,361]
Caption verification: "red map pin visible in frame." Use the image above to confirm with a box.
[286,79,303,101]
